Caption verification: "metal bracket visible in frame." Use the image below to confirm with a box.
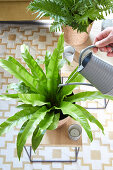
[84,99,109,110]
[24,146,80,163]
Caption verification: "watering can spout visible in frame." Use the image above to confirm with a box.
[76,65,84,72]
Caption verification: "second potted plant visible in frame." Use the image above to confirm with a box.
[28,0,113,45]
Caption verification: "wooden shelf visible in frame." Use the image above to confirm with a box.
[26,117,82,147]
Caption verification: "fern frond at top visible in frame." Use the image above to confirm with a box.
[28,0,113,32]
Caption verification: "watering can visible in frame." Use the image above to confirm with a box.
[59,45,113,96]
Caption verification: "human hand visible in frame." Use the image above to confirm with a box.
[93,27,113,57]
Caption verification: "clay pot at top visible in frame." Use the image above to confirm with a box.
[62,24,92,46]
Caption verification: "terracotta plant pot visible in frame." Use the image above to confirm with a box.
[62,24,92,46]
[57,116,70,129]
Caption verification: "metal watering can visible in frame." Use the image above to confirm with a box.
[59,45,113,96]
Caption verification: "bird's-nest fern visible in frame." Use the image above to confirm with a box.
[1,34,113,160]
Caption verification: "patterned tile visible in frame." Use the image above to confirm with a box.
[52,149,61,158]
[0,21,113,170]
[91,150,101,160]
[8,34,16,41]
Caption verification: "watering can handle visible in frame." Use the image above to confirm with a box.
[58,45,113,87]
[79,45,113,66]
[79,45,95,66]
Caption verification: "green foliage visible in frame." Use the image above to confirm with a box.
[48,113,60,130]
[64,91,110,102]
[0,58,39,93]
[45,51,51,73]
[57,68,85,101]
[0,94,19,100]
[7,82,33,94]
[17,106,47,160]
[21,45,47,95]
[28,0,113,32]
[32,126,46,152]
[0,33,113,160]
[0,107,38,136]
[64,91,113,102]
[60,101,93,141]
[18,94,49,106]
[75,104,104,133]
[37,112,54,136]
